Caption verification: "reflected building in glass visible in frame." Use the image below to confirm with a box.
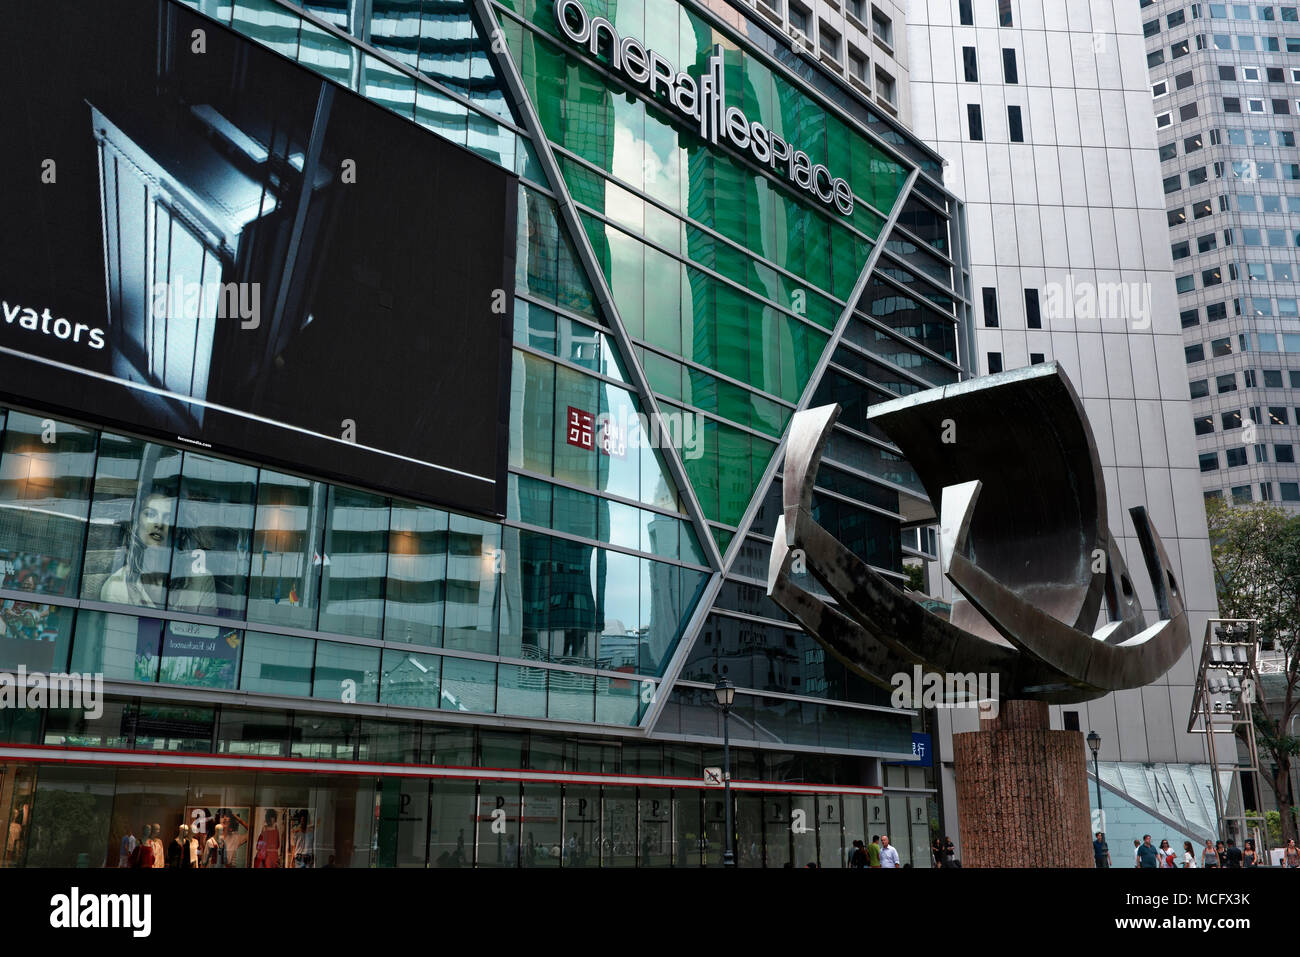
[0,0,971,867]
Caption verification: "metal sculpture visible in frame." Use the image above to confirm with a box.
[767,363,1188,704]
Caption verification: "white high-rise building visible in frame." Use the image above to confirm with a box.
[893,0,1222,855]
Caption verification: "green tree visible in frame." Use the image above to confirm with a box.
[1205,498,1300,844]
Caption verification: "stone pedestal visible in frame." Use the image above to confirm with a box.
[951,700,1093,868]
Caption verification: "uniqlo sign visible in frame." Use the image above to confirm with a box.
[566,406,594,451]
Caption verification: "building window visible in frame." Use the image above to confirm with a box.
[1276,444,1296,463]
[1194,415,1215,435]
[1008,105,1024,142]
[1261,483,1274,502]
[1183,132,1204,153]
[1188,166,1208,185]
[1211,336,1233,356]
[1003,48,1018,83]
[1197,233,1218,252]
[1145,18,1162,36]
[998,0,1013,26]
[1231,485,1253,504]
[1219,65,1237,80]
[1149,49,1166,67]
[1226,447,1248,468]
[1284,483,1300,501]
[1207,301,1227,321]
[1153,80,1170,97]
[987,352,1003,374]
[1180,102,1200,120]
[1176,71,1195,90]
[1269,406,1291,425]
[1025,289,1042,329]
[1168,206,1187,226]
[1159,141,1177,161]
[1157,111,1173,127]
[1030,353,1045,365]
[1264,369,1285,387]
[963,46,979,82]
[1217,372,1237,392]
[789,3,809,36]
[871,6,893,46]
[1274,98,1291,113]
[1222,410,1243,430]
[1172,241,1192,260]
[1224,96,1241,111]
[1186,343,1207,362]
[1190,378,1210,397]
[849,49,869,84]
[959,0,973,25]
[820,22,841,60]
[1163,173,1181,193]
[1200,452,1220,472]
[875,68,896,105]
[968,103,984,140]
[1181,308,1201,327]
[1169,9,1188,26]
[982,287,999,327]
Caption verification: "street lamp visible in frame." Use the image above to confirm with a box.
[1087,731,1103,845]
[714,677,736,867]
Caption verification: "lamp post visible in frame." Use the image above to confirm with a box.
[714,677,736,867]
[1087,730,1103,839]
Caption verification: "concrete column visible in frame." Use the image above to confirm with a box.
[951,700,1093,867]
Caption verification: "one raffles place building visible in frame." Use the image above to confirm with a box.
[0,0,972,868]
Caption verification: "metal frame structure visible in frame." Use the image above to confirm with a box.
[1188,618,1262,845]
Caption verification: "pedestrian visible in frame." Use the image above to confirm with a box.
[1283,838,1298,868]
[1201,838,1219,868]
[867,834,882,868]
[1132,837,1141,868]
[931,837,943,868]
[1243,839,1258,867]
[850,839,868,869]
[942,835,955,866]
[879,834,901,868]
[1223,838,1243,868]
[1093,831,1111,868]
[1182,841,1196,868]
[1137,834,1160,868]
[1158,839,1176,868]
[1215,839,1226,865]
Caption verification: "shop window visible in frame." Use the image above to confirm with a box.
[0,411,97,598]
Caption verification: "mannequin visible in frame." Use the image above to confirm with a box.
[204,823,227,869]
[118,826,138,868]
[129,825,154,868]
[186,825,200,868]
[149,822,164,869]
[166,825,194,869]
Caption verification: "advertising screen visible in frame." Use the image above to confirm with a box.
[0,0,516,517]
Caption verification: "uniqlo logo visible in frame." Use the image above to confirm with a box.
[599,417,626,458]
[566,406,594,450]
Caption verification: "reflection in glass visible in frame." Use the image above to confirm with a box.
[428,780,476,867]
[440,656,496,713]
[240,631,314,697]
[520,784,562,867]
[379,648,440,708]
[603,786,637,868]
[442,514,500,654]
[168,453,256,618]
[764,795,791,868]
[317,486,388,640]
[384,503,446,646]
[0,411,97,598]
[312,640,379,703]
[247,470,325,630]
[476,782,520,867]
[562,786,599,867]
[82,435,182,610]
[71,612,163,683]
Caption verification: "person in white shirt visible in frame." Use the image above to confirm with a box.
[879,834,901,868]
[1182,841,1197,868]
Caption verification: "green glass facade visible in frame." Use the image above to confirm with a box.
[0,0,971,866]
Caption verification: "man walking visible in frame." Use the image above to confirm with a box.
[1136,834,1160,868]
[879,834,901,868]
[1093,832,1111,868]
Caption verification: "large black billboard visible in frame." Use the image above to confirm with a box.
[0,0,515,517]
